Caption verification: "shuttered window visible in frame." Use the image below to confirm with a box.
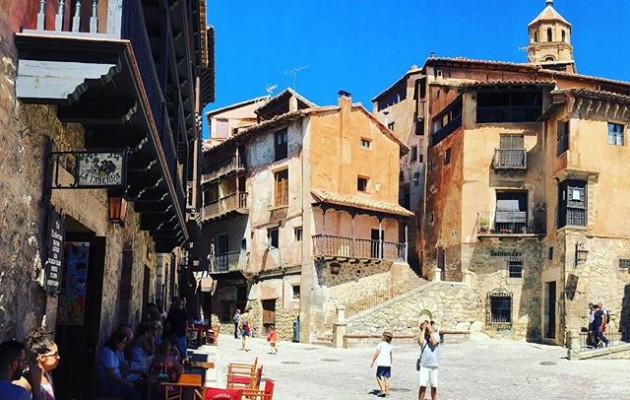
[274,169,289,207]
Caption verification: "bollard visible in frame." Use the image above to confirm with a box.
[293,317,300,342]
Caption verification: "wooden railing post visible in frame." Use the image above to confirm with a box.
[72,0,82,32]
[90,0,99,32]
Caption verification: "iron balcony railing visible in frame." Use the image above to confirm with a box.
[312,234,407,262]
[493,149,527,169]
[477,106,541,123]
[209,250,248,273]
[201,156,245,184]
[202,192,248,220]
[432,114,462,146]
[477,211,535,235]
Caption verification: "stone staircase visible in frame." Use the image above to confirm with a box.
[335,278,486,347]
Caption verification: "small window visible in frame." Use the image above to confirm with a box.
[274,169,289,207]
[619,259,630,269]
[561,30,566,42]
[294,227,303,242]
[413,172,420,186]
[534,31,538,42]
[419,154,424,163]
[268,228,279,248]
[489,292,512,324]
[292,285,300,299]
[388,122,395,131]
[274,128,288,160]
[608,123,624,146]
[429,212,434,224]
[557,120,569,155]
[411,146,418,162]
[357,177,368,192]
[547,28,552,42]
[508,258,523,278]
[360,138,372,149]
[444,148,451,165]
[548,247,554,260]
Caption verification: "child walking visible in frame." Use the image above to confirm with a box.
[369,331,393,398]
[266,325,278,354]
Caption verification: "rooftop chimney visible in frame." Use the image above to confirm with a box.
[338,90,352,98]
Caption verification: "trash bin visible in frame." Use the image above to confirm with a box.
[292,317,300,342]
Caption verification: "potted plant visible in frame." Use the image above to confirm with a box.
[479,217,489,233]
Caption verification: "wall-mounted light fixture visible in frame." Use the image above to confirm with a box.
[330,262,341,275]
[575,242,589,267]
[108,195,127,226]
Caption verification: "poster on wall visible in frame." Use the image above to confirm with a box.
[58,242,90,325]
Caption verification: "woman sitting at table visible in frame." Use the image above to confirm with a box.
[130,322,156,371]
[150,340,184,378]
[96,329,141,400]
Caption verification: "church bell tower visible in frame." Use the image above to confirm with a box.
[527,0,576,73]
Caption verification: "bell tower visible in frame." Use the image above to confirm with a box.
[527,0,575,73]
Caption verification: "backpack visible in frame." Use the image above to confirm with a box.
[242,314,249,327]
[233,313,240,323]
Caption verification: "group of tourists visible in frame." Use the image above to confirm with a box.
[95,298,191,400]
[0,328,60,400]
[369,317,440,400]
[588,301,610,348]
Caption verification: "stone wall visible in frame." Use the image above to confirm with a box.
[345,281,484,338]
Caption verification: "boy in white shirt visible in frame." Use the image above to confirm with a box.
[370,331,393,398]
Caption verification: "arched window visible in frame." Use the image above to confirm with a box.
[547,28,553,42]
[562,30,566,42]
[545,56,555,62]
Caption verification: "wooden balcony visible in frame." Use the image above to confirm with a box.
[209,250,248,274]
[201,156,245,184]
[202,192,248,221]
[312,234,407,262]
[477,106,541,123]
[16,0,213,253]
[493,149,527,170]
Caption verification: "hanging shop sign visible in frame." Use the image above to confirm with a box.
[51,150,127,189]
[43,208,66,294]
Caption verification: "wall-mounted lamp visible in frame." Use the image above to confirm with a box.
[575,242,589,267]
[330,262,341,275]
[108,195,127,226]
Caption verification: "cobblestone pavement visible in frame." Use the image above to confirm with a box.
[212,333,630,400]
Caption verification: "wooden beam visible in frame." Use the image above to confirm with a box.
[57,100,138,125]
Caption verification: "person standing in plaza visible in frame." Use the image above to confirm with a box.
[591,303,609,347]
[266,325,279,355]
[418,319,440,400]
[369,331,393,398]
[233,308,241,339]
[238,307,253,351]
[0,339,30,400]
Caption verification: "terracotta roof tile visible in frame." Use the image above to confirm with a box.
[311,188,414,217]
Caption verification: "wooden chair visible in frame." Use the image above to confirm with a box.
[201,325,221,345]
[227,365,262,390]
[200,387,243,400]
[226,357,258,378]
[242,379,275,400]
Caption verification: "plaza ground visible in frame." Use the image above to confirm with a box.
[208,332,630,400]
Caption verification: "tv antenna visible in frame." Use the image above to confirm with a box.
[283,65,310,90]
[265,84,278,96]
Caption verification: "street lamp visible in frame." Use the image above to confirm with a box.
[575,242,589,267]
[108,194,127,226]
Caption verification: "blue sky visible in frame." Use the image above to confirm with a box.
[204,0,630,137]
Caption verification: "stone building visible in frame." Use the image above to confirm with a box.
[199,89,415,342]
[374,0,630,344]
[0,0,212,397]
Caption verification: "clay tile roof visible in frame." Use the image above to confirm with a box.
[457,80,557,89]
[311,188,414,217]
[426,56,534,69]
[528,3,571,27]
[551,88,630,104]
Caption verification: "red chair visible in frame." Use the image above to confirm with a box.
[242,379,275,400]
[202,387,243,400]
